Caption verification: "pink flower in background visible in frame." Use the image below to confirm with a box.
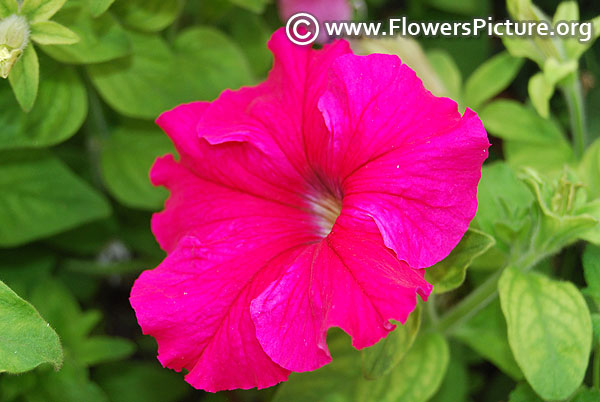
[278,0,353,43]
[129,28,489,392]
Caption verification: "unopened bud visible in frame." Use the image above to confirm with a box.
[0,15,30,79]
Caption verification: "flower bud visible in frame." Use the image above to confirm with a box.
[0,15,30,79]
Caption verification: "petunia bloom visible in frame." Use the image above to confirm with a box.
[130,28,489,392]
[278,0,353,43]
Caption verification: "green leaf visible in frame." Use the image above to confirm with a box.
[0,250,54,298]
[543,58,578,85]
[426,228,495,293]
[501,36,545,67]
[592,314,600,344]
[429,349,469,402]
[113,0,183,32]
[0,0,19,18]
[0,280,63,374]
[88,27,252,119]
[582,244,600,303]
[573,388,600,402]
[499,265,592,400]
[229,0,269,13]
[227,11,272,77]
[427,49,462,101]
[20,0,66,22]
[273,331,360,402]
[480,100,565,143]
[0,151,111,247]
[34,358,109,402]
[8,44,39,112]
[100,122,173,210]
[454,299,523,379]
[30,21,79,45]
[579,138,600,200]
[480,100,574,171]
[0,63,87,149]
[88,0,115,17]
[520,168,598,252]
[553,1,579,23]
[274,331,449,402]
[508,382,543,402]
[528,73,553,118]
[94,362,190,402]
[361,305,421,379]
[74,336,136,366]
[39,3,130,64]
[356,333,450,402]
[464,51,524,109]
[475,162,534,250]
[564,16,600,60]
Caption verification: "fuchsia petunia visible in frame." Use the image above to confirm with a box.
[130,28,489,392]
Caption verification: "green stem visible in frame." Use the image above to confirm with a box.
[435,268,501,335]
[434,250,545,335]
[561,72,587,159]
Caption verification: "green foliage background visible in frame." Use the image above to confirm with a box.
[0,0,599,401]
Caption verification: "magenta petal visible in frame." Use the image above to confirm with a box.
[197,29,351,178]
[250,215,432,372]
[130,229,310,391]
[318,54,490,268]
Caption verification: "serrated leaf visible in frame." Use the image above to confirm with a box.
[454,299,523,379]
[20,0,66,22]
[499,266,592,400]
[100,122,173,210]
[8,44,39,112]
[88,27,252,119]
[0,62,86,149]
[361,305,421,379]
[39,2,130,64]
[464,51,524,109]
[0,280,63,374]
[113,0,183,32]
[0,151,111,247]
[30,21,79,45]
[356,333,450,402]
[426,228,495,293]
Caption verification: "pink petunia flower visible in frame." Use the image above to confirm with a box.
[278,0,353,43]
[130,28,489,392]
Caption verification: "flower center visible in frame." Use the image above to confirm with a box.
[307,192,343,238]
